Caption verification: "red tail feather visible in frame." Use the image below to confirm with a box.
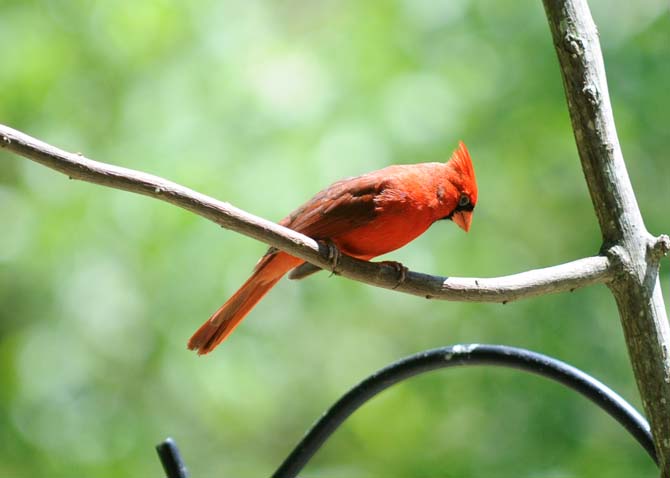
[188,252,301,355]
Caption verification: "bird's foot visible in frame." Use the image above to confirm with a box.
[379,260,409,289]
[318,239,341,276]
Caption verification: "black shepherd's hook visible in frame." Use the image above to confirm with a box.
[157,344,656,478]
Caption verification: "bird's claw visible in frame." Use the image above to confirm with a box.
[318,239,341,276]
[380,260,408,289]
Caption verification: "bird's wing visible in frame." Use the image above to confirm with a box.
[259,174,385,275]
[280,173,386,239]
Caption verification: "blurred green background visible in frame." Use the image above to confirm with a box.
[1,0,668,476]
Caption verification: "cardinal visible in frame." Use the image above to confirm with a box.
[188,141,477,354]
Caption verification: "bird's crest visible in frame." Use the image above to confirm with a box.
[447,141,475,180]
[446,141,477,207]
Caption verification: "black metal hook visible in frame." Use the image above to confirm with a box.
[156,344,656,477]
[272,344,656,477]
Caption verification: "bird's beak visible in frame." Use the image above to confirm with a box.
[452,211,472,232]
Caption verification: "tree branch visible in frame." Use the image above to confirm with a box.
[542,0,670,473]
[0,124,612,304]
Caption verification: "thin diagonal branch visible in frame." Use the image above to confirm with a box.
[0,124,613,303]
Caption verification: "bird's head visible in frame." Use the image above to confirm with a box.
[443,141,477,232]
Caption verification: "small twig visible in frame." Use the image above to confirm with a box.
[649,235,670,263]
[0,124,614,303]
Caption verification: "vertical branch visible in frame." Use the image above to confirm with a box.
[542,0,670,473]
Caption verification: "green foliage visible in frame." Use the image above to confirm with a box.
[1,1,668,476]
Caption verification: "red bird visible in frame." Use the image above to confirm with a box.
[188,141,477,354]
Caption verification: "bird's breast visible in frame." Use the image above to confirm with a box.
[331,205,434,259]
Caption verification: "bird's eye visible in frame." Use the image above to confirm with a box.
[458,194,470,207]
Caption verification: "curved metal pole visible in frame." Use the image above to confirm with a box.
[272,344,656,477]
